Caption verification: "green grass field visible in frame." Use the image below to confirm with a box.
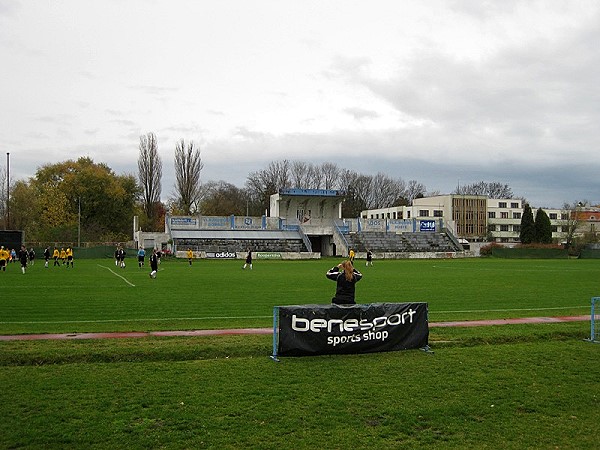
[1,257,598,448]
[0,256,596,335]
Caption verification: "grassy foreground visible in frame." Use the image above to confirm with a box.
[0,257,598,448]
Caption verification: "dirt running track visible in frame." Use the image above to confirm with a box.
[0,315,589,341]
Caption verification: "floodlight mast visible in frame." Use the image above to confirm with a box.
[5,152,9,230]
[78,196,81,248]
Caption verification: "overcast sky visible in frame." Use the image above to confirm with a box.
[1,0,598,208]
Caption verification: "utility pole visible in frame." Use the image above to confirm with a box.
[78,196,81,248]
[6,152,9,230]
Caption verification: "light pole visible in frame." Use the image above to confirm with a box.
[6,152,9,230]
[78,196,81,248]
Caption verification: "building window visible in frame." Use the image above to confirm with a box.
[407,211,411,219]
[500,225,509,231]
[434,210,443,217]
[551,226,558,232]
[488,212,496,219]
[419,210,429,217]
[499,202,507,208]
[511,202,519,208]
[561,214,569,220]
[513,212,521,219]
[549,213,557,220]
[501,212,509,219]
[513,224,520,233]
[488,224,496,232]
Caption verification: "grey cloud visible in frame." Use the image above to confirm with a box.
[343,107,380,121]
[233,127,268,141]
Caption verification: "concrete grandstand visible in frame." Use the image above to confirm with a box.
[134,189,466,259]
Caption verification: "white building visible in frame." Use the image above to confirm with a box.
[361,195,577,243]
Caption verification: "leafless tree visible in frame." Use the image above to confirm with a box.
[453,181,513,199]
[320,162,340,190]
[245,160,291,213]
[404,180,427,205]
[367,172,406,208]
[337,169,370,216]
[137,132,162,225]
[290,161,310,188]
[561,201,585,248]
[173,139,203,215]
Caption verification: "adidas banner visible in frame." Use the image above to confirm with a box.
[273,302,428,357]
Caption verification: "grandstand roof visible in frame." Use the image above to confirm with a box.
[170,230,302,240]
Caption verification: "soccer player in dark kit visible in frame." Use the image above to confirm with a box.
[149,249,158,279]
[18,245,29,274]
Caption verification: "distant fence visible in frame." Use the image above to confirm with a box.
[491,248,569,259]
[579,249,600,259]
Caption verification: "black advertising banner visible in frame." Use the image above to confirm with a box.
[273,303,428,357]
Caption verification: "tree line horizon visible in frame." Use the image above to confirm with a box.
[0,132,579,244]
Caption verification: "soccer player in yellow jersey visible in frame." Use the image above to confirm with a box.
[66,247,74,268]
[52,247,60,266]
[59,248,67,265]
[0,246,9,272]
[187,248,193,266]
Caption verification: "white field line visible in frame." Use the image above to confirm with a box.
[97,264,136,287]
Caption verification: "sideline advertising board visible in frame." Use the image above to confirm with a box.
[273,302,428,358]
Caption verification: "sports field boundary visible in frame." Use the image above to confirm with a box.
[0,315,589,341]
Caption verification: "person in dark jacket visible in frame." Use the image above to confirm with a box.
[326,260,363,305]
[18,245,29,274]
[44,246,51,268]
[149,249,158,279]
[242,249,253,270]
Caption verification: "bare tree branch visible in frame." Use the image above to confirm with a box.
[137,132,162,223]
[174,139,203,215]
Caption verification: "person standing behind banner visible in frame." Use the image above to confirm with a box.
[149,249,158,278]
[326,260,363,305]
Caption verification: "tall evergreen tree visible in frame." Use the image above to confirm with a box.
[534,208,553,243]
[520,204,536,244]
